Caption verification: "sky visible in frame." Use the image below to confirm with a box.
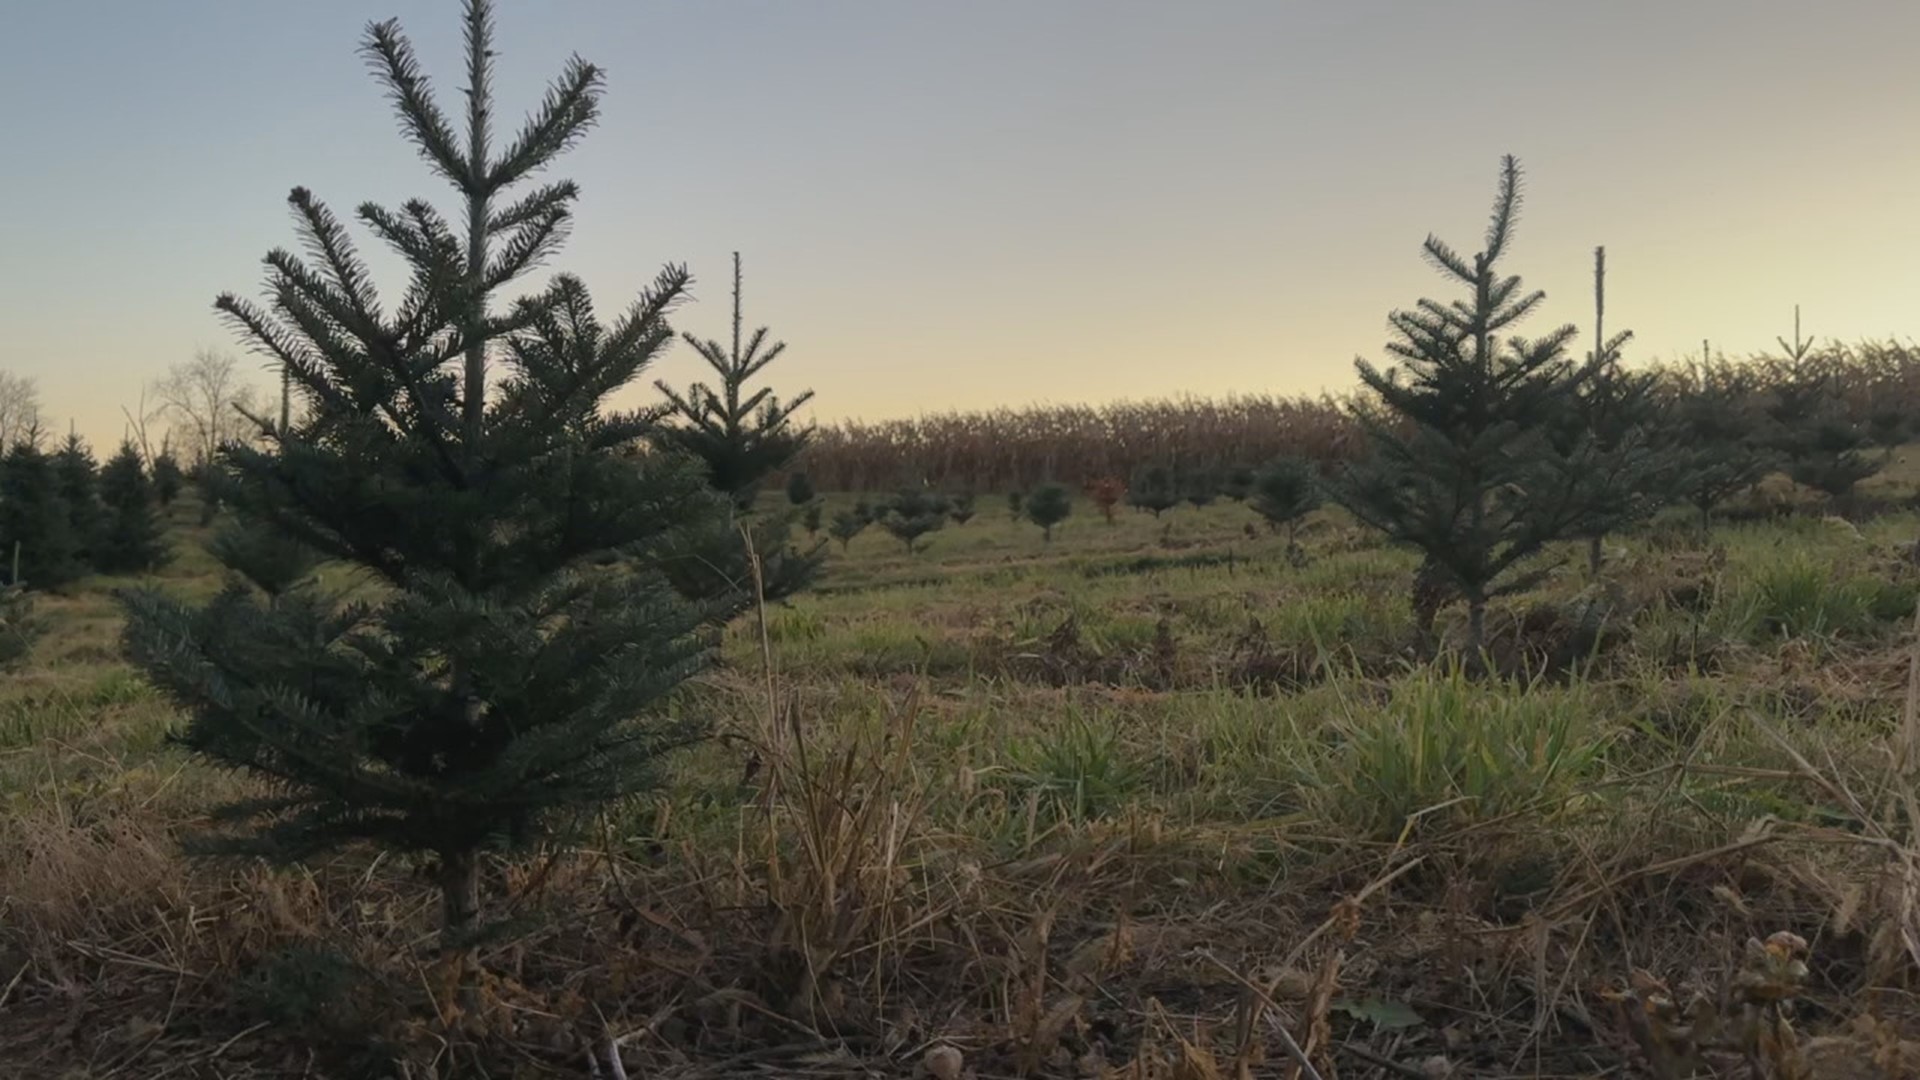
[1,1,1916,450]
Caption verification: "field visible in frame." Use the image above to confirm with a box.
[8,467,1920,1078]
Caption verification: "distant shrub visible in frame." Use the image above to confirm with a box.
[1025,482,1072,542]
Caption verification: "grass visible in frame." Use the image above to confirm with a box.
[5,488,1920,1076]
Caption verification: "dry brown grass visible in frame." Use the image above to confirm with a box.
[7,502,1920,1076]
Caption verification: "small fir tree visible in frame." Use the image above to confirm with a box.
[151,449,184,506]
[54,432,103,568]
[1221,464,1256,502]
[1552,247,1671,575]
[0,439,83,589]
[1025,481,1072,542]
[801,501,822,537]
[1764,309,1884,501]
[1867,408,1908,451]
[1249,457,1321,557]
[652,252,823,611]
[879,487,949,554]
[947,492,977,525]
[784,470,815,507]
[828,507,868,552]
[1181,467,1218,510]
[94,441,171,574]
[1665,355,1776,532]
[1126,463,1179,517]
[118,1,718,935]
[1006,489,1024,521]
[656,252,814,509]
[1333,156,1614,655]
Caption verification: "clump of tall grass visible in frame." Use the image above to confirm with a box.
[1309,669,1607,839]
[1001,716,1147,824]
[1722,552,1914,645]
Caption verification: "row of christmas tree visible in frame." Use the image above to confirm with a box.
[0,435,179,588]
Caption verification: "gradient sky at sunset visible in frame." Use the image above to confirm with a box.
[1,1,1915,449]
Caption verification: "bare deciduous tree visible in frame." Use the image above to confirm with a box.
[152,349,263,467]
[0,372,43,450]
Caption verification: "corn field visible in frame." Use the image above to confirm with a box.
[798,339,1920,493]
[800,393,1363,492]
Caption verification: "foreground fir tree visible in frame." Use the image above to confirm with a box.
[118,1,716,934]
[94,441,171,574]
[0,439,83,589]
[1333,156,1614,655]
[652,252,822,612]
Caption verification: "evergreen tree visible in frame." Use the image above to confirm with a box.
[947,492,977,525]
[151,449,184,507]
[1552,247,1671,575]
[1665,355,1776,532]
[1006,489,1024,521]
[205,513,320,597]
[1249,457,1321,557]
[879,487,948,554]
[0,440,83,589]
[1221,464,1256,502]
[651,252,823,612]
[1333,156,1613,655]
[192,461,222,526]
[1025,481,1072,542]
[800,501,823,537]
[95,441,171,574]
[1764,309,1884,500]
[1182,468,1218,510]
[117,1,718,935]
[656,252,814,508]
[54,432,103,568]
[827,507,868,552]
[1126,463,1179,517]
[784,470,815,507]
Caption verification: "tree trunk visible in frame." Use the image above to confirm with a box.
[1466,592,1487,661]
[1587,534,1604,577]
[439,848,481,934]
